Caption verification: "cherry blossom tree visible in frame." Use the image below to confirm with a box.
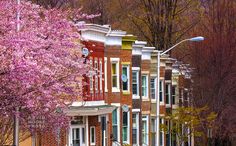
[0,0,88,137]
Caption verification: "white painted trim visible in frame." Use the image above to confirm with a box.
[69,125,86,146]
[132,70,139,99]
[150,74,157,77]
[142,115,149,145]
[132,109,140,112]
[132,95,140,99]
[132,67,140,70]
[117,107,121,143]
[165,83,171,106]
[104,57,108,92]
[111,103,121,107]
[159,80,164,103]
[122,64,130,92]
[111,58,120,92]
[141,74,149,99]
[132,112,139,145]
[150,77,157,100]
[99,60,103,92]
[122,111,130,144]
[110,58,120,62]
[72,100,106,107]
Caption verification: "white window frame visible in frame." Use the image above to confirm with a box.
[142,115,149,145]
[111,106,120,143]
[69,125,86,146]
[90,126,96,145]
[142,75,149,99]
[160,80,164,104]
[99,60,103,92]
[132,67,140,99]
[151,118,156,146]
[122,64,130,92]
[172,85,176,105]
[122,111,130,144]
[150,77,157,101]
[132,113,139,146]
[165,83,171,106]
[111,58,120,92]
[104,57,108,92]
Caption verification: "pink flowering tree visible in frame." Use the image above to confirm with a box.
[0,0,89,138]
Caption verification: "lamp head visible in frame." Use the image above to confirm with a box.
[189,36,204,42]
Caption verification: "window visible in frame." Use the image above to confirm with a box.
[70,126,86,146]
[165,84,171,105]
[150,78,156,100]
[142,115,149,145]
[165,120,170,146]
[112,109,118,141]
[142,75,148,98]
[172,86,176,105]
[99,61,103,92]
[111,58,120,92]
[160,118,164,146]
[132,113,139,145]
[151,118,156,146]
[122,111,129,143]
[132,70,139,98]
[159,80,164,102]
[90,126,96,145]
[122,65,130,92]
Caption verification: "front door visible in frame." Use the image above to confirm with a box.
[69,126,86,146]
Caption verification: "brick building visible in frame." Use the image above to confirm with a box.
[19,23,194,146]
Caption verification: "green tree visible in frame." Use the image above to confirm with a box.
[161,106,217,146]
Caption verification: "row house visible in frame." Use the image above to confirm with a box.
[172,63,194,146]
[20,23,194,146]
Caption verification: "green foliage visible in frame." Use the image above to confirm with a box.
[160,106,217,146]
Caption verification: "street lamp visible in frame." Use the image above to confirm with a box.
[155,36,204,146]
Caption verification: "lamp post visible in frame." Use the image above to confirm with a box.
[155,36,204,146]
[13,1,21,146]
